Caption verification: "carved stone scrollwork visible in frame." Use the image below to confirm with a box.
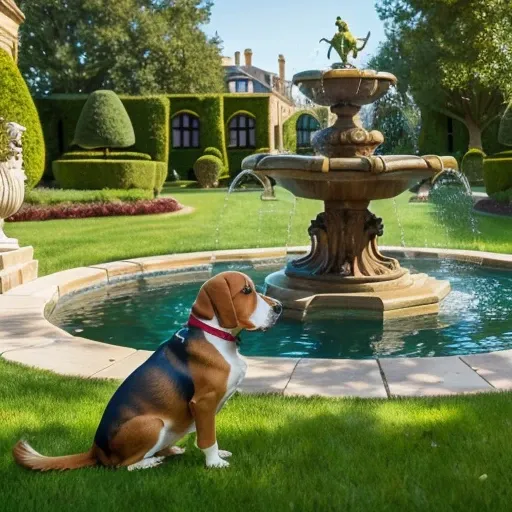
[289,205,399,279]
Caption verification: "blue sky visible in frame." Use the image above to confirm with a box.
[205,0,385,79]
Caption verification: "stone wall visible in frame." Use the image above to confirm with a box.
[0,0,24,61]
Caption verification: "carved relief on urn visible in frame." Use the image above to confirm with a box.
[0,119,27,250]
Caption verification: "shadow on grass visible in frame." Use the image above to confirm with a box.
[1,357,512,512]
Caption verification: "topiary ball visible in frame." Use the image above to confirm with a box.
[0,50,45,189]
[193,155,223,188]
[499,101,512,147]
[203,147,223,160]
[462,148,486,184]
[73,90,136,150]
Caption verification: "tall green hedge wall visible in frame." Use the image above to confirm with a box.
[223,94,270,176]
[283,109,322,155]
[37,93,275,182]
[36,95,170,180]
[169,95,227,180]
[0,49,45,189]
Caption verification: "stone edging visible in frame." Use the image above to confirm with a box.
[1,246,512,398]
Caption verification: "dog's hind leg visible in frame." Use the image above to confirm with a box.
[109,416,172,469]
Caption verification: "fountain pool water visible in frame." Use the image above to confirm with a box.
[50,257,512,359]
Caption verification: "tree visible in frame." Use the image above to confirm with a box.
[375,0,512,150]
[73,90,135,150]
[18,0,225,96]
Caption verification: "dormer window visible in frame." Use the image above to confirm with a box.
[235,79,249,93]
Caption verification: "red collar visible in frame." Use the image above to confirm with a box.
[187,315,239,343]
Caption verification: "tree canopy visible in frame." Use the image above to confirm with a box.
[374,0,512,150]
[18,0,225,96]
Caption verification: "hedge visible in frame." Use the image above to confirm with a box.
[0,49,45,189]
[25,188,153,205]
[224,95,270,176]
[204,147,223,159]
[483,155,512,196]
[169,96,228,180]
[462,148,485,184]
[73,90,135,149]
[61,151,152,161]
[193,155,223,188]
[283,109,321,154]
[53,160,158,191]
[36,95,169,180]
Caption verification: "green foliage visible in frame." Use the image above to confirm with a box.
[255,147,271,154]
[169,96,227,180]
[491,188,512,204]
[36,95,169,179]
[203,147,223,159]
[370,92,420,155]
[53,160,158,191]
[18,0,225,96]
[375,0,512,150]
[283,110,319,154]
[193,155,222,188]
[73,91,135,150]
[0,49,45,189]
[462,149,486,184]
[0,118,10,162]
[224,95,270,176]
[499,102,512,147]
[484,156,512,196]
[62,151,152,161]
[25,188,153,205]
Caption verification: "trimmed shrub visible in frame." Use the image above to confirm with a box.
[283,110,321,154]
[25,188,153,205]
[53,160,157,191]
[193,155,222,188]
[61,151,152,161]
[499,102,512,147]
[73,90,136,150]
[462,148,486,184]
[255,147,271,154]
[0,49,45,189]
[154,162,168,195]
[203,147,223,159]
[492,188,512,204]
[7,198,182,222]
[0,117,10,162]
[484,155,512,196]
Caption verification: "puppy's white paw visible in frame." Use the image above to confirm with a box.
[170,446,186,455]
[206,456,230,469]
[218,450,232,458]
[127,456,165,471]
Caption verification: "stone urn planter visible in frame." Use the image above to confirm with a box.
[0,121,26,251]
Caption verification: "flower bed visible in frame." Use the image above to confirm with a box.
[7,198,183,222]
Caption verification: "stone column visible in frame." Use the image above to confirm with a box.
[0,0,25,62]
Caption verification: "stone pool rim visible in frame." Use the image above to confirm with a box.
[1,246,512,399]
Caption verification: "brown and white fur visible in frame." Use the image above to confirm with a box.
[13,271,282,472]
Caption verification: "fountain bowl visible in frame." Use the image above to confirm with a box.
[292,69,397,107]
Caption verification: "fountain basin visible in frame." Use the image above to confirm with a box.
[293,69,397,107]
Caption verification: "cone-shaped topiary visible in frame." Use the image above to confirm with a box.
[499,102,512,147]
[73,90,136,150]
[0,50,45,189]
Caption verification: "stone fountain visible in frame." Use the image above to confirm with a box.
[242,18,458,320]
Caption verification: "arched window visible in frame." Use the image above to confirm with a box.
[229,114,256,148]
[296,114,320,148]
[172,113,200,148]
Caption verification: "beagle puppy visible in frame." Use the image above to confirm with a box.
[13,271,282,471]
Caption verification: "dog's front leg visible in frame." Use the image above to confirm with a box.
[190,392,229,468]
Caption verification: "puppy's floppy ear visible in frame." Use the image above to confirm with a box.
[192,285,215,321]
[206,275,238,329]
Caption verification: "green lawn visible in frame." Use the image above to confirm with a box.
[5,186,512,276]
[1,359,512,512]
[2,186,512,511]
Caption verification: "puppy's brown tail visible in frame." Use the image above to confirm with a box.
[13,440,97,471]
